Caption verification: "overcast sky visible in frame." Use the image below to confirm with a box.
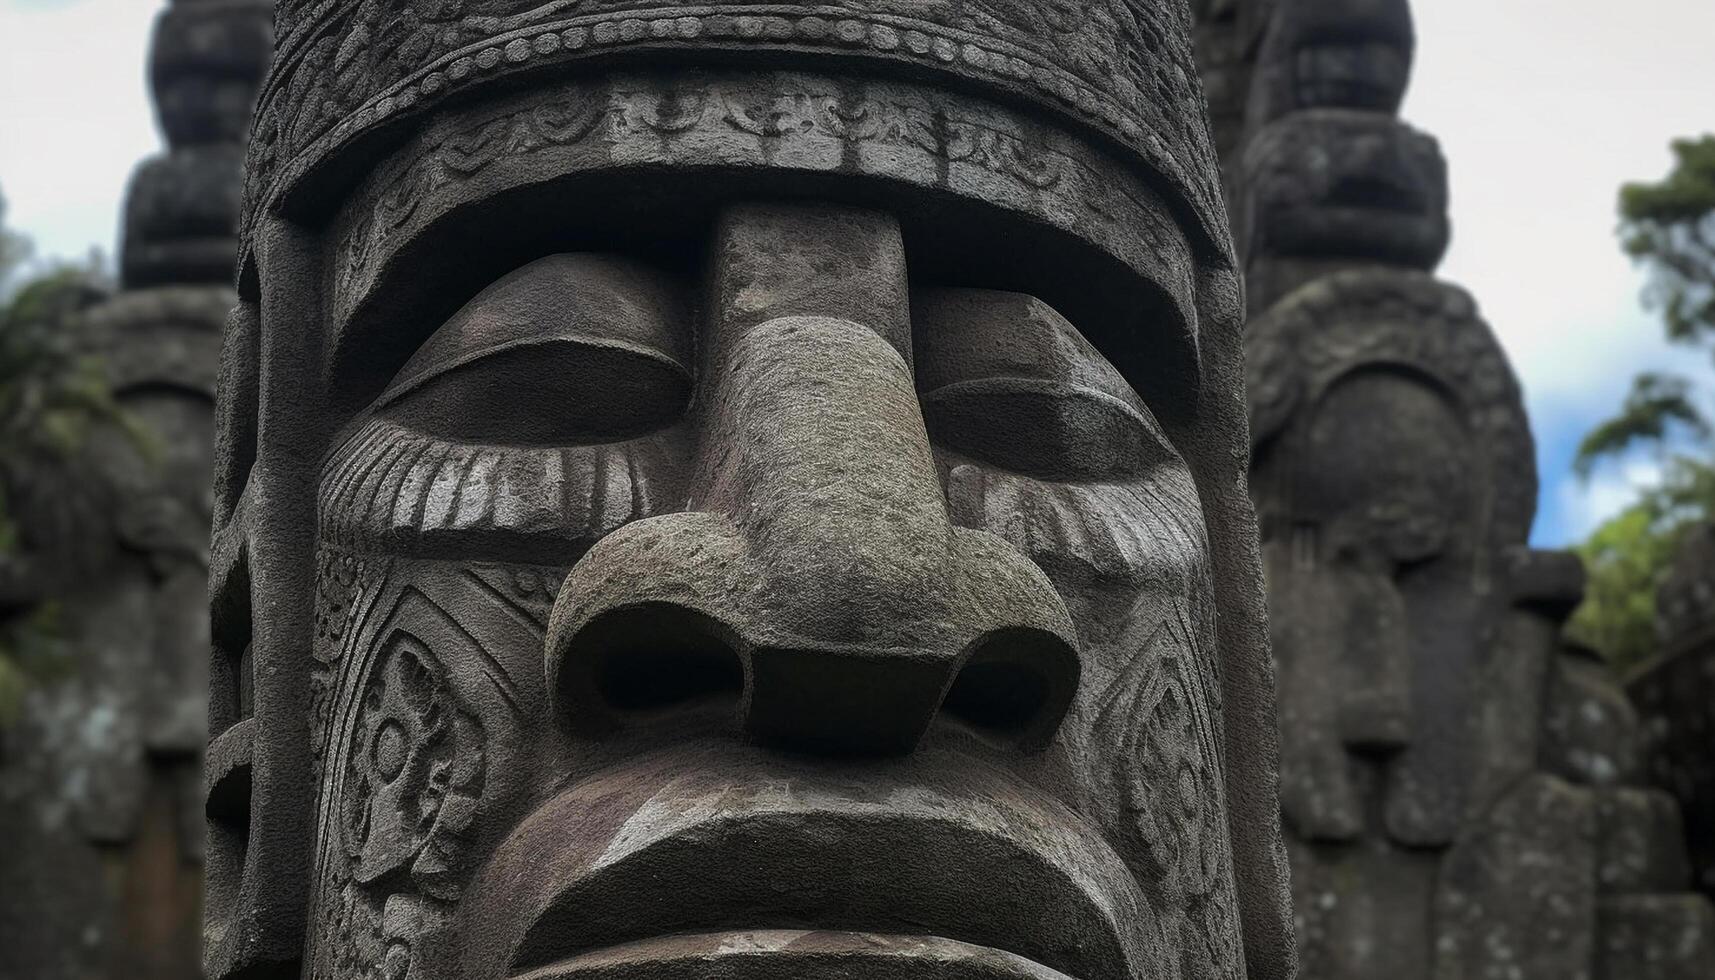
[2,0,1711,547]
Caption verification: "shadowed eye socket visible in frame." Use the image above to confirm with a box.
[921,379,1166,482]
[377,253,691,446]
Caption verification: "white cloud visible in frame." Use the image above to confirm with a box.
[1558,455,1669,541]
[0,0,161,266]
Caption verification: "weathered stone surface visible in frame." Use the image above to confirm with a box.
[1226,0,1715,972]
[1631,523,1715,899]
[0,286,227,980]
[1596,787,1693,895]
[150,0,275,145]
[1288,837,1436,980]
[208,3,1299,979]
[1596,894,1715,980]
[120,145,246,287]
[1240,110,1449,309]
[1192,0,1270,204]
[1246,0,1415,130]
[1433,774,1600,980]
[118,0,270,291]
[1542,647,1647,787]
[1244,267,1715,976]
[1657,522,1715,650]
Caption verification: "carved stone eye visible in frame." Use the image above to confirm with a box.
[912,288,1172,482]
[922,379,1163,482]
[377,253,691,445]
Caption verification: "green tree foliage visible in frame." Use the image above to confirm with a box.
[1570,135,1715,670]
[1568,458,1715,673]
[0,190,30,290]
[1576,372,1711,476]
[0,186,124,724]
[1620,135,1715,346]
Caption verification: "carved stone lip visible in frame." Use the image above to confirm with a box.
[460,744,1152,980]
[511,929,1079,979]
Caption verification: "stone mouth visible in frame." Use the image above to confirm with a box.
[464,746,1149,980]
[511,929,1079,980]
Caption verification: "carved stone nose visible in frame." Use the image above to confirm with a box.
[545,204,1079,755]
[1336,566,1412,753]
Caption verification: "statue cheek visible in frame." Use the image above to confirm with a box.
[310,557,557,980]
[1078,618,1245,975]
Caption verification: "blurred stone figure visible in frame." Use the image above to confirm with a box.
[0,2,271,978]
[1230,0,1445,311]
[1228,0,1715,977]
[1242,0,1414,134]
[206,2,1300,979]
[1247,270,1715,980]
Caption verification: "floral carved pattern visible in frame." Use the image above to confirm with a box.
[341,632,486,902]
[1092,601,1243,980]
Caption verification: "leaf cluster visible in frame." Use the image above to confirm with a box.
[1619,134,1715,346]
[1569,135,1715,669]
[0,187,128,728]
[1568,457,1715,673]
[1575,373,1711,477]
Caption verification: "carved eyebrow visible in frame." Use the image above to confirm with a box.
[942,458,1208,592]
[317,416,689,564]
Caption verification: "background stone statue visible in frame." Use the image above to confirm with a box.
[1208,0,1715,976]
[0,2,271,977]
[1247,270,1714,980]
[206,2,1297,978]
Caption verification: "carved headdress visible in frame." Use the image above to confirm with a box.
[242,0,1231,266]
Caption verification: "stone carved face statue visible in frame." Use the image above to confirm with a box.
[207,5,1295,979]
[1247,271,1537,849]
[1246,0,1416,130]
[1241,110,1449,274]
[1259,367,1477,844]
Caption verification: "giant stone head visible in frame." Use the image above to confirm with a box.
[207,4,1296,979]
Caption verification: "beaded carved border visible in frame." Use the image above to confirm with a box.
[244,2,1224,252]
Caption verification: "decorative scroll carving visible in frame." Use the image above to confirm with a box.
[329,74,1195,319]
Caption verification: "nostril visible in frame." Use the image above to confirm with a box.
[943,660,1048,735]
[941,627,1079,749]
[559,603,746,725]
[600,636,744,712]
